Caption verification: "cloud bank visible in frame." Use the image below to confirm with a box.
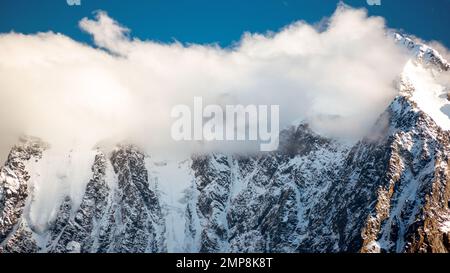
[0,5,412,160]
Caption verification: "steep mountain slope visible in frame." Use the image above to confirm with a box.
[0,143,165,253]
[0,34,449,253]
[186,125,351,252]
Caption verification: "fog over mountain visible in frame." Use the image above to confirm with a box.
[0,5,411,159]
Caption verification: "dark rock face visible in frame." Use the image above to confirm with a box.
[186,125,351,252]
[0,145,165,253]
[357,97,449,253]
[190,154,232,252]
[107,146,166,253]
[319,96,449,253]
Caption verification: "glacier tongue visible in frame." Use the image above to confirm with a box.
[24,145,96,234]
[145,156,194,252]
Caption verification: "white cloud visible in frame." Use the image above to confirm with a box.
[0,6,413,160]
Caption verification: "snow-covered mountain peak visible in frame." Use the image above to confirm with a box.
[388,32,450,131]
[392,32,450,72]
[397,60,450,131]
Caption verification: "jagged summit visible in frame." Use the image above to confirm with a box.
[392,32,450,72]
[387,31,450,131]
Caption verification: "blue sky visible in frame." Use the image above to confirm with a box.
[0,0,449,47]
